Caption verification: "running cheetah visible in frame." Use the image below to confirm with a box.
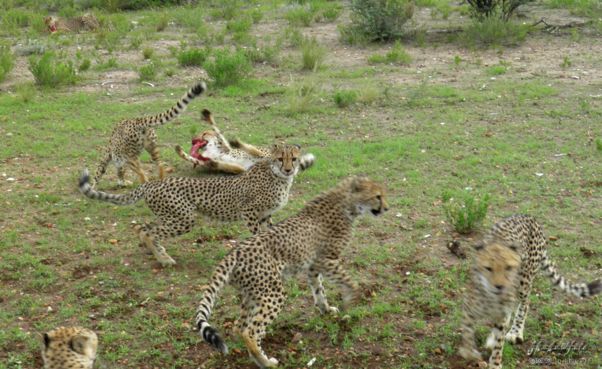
[92,81,206,188]
[459,214,601,368]
[194,176,388,368]
[79,144,311,266]
[42,326,98,369]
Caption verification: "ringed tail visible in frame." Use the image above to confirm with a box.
[194,251,237,354]
[148,81,207,127]
[541,251,601,298]
[299,153,315,171]
[79,169,146,205]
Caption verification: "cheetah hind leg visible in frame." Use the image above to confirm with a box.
[116,166,132,187]
[133,224,176,266]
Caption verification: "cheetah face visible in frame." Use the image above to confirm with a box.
[270,144,301,178]
[475,241,520,296]
[350,176,389,216]
[44,16,58,32]
[42,326,98,369]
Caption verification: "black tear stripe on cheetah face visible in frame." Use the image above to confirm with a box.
[79,144,307,266]
[91,81,206,188]
[459,214,601,369]
[193,176,389,368]
[42,326,98,369]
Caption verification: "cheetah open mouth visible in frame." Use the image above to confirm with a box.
[371,208,383,216]
[190,138,209,161]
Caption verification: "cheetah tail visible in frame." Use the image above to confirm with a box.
[194,250,237,354]
[147,81,207,127]
[78,168,146,205]
[299,153,315,171]
[541,251,601,298]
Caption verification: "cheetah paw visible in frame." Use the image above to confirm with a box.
[158,256,176,266]
[265,357,278,367]
[485,332,497,349]
[328,306,340,314]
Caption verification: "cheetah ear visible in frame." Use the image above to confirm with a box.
[69,335,88,355]
[350,176,367,193]
[43,333,50,349]
[293,144,301,150]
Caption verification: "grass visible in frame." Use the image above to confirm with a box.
[177,48,210,67]
[301,36,326,71]
[28,52,77,87]
[461,17,529,47]
[203,48,252,87]
[142,47,154,60]
[139,62,157,81]
[0,44,14,82]
[1,2,601,369]
[367,41,412,65]
[442,189,490,234]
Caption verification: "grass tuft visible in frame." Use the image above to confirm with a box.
[461,18,529,47]
[28,52,77,87]
[139,62,157,81]
[0,44,15,82]
[442,190,490,234]
[334,90,358,108]
[178,48,210,67]
[301,36,326,71]
[203,49,251,87]
[368,41,411,65]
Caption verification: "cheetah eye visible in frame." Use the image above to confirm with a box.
[485,267,493,272]
[292,157,297,162]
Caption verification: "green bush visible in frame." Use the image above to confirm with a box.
[139,62,157,81]
[367,41,411,65]
[178,48,210,67]
[596,138,602,152]
[442,190,490,234]
[334,90,358,108]
[0,45,15,83]
[78,59,91,71]
[142,47,154,60]
[347,0,415,42]
[203,49,251,87]
[461,17,529,47]
[301,36,326,71]
[29,52,77,87]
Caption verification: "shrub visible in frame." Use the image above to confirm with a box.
[301,36,326,71]
[334,90,358,108]
[466,0,534,21]
[461,17,529,47]
[139,62,157,81]
[0,45,15,83]
[178,48,210,67]
[347,0,415,42]
[367,41,411,65]
[244,41,279,64]
[203,49,251,87]
[29,52,77,87]
[142,47,154,60]
[442,190,490,234]
[78,59,91,71]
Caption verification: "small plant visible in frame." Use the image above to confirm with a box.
[142,47,154,60]
[461,17,529,47]
[155,14,169,32]
[96,57,118,71]
[29,52,77,87]
[346,0,415,42]
[203,49,251,87]
[285,80,320,116]
[139,62,157,81]
[334,90,358,108]
[285,27,304,48]
[0,44,15,83]
[560,55,572,69]
[16,83,35,103]
[453,55,462,67]
[244,41,279,64]
[596,138,602,152]
[226,16,253,34]
[301,36,326,71]
[486,64,507,76]
[285,5,315,27]
[129,36,143,50]
[78,59,91,71]
[178,48,210,67]
[442,190,490,234]
[367,41,411,65]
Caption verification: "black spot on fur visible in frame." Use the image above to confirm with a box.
[43,333,50,349]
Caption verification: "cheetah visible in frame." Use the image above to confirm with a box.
[458,214,601,368]
[92,81,206,188]
[42,326,98,369]
[79,144,312,266]
[194,176,388,368]
[178,109,315,174]
[44,14,100,33]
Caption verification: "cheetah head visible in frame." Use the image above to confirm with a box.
[190,130,219,159]
[474,240,520,296]
[349,176,389,217]
[270,144,302,178]
[42,326,98,369]
[44,16,58,33]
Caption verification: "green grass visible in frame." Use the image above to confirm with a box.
[301,36,326,71]
[177,48,210,67]
[1,2,601,369]
[367,41,412,65]
[139,62,157,81]
[461,17,529,47]
[0,44,14,82]
[28,52,77,87]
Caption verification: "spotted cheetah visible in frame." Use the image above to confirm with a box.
[42,326,98,369]
[92,81,206,188]
[44,14,99,33]
[194,176,388,368]
[179,109,315,174]
[459,214,601,368]
[79,144,311,266]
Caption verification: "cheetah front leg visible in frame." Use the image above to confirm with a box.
[307,268,338,314]
[506,270,535,344]
[486,315,511,369]
[458,313,482,362]
[116,165,132,187]
[127,158,148,184]
[319,259,359,309]
[144,134,165,180]
[92,153,112,188]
